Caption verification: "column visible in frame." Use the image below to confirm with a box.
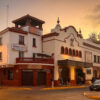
[46,71,51,86]
[54,66,59,86]
[70,66,76,85]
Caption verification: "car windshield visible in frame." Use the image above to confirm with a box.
[94,80,100,84]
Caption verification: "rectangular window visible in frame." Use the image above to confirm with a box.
[33,38,36,47]
[0,52,2,60]
[94,55,96,63]
[8,69,13,80]
[33,53,36,58]
[19,35,24,45]
[87,69,91,74]
[0,37,2,45]
[19,51,24,58]
[97,56,100,63]
[99,56,100,63]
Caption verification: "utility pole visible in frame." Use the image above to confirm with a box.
[6,4,9,27]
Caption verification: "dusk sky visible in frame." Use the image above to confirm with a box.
[0,0,100,38]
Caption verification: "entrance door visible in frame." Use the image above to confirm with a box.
[37,71,46,86]
[61,67,70,85]
[76,68,85,84]
[22,70,33,86]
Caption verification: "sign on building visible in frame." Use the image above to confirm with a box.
[12,44,27,51]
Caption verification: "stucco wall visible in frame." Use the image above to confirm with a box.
[3,31,42,65]
[0,32,10,65]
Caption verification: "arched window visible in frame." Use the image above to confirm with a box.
[76,50,78,56]
[61,46,64,54]
[79,51,82,57]
[73,49,75,56]
[65,47,68,55]
[69,48,72,56]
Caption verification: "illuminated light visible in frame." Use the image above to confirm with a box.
[70,66,75,80]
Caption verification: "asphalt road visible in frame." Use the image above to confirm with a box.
[0,87,91,100]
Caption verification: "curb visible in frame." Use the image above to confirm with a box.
[43,86,88,90]
[0,87,32,90]
[84,92,100,100]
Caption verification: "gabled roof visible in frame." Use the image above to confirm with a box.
[12,14,45,24]
[42,32,59,38]
[63,26,83,38]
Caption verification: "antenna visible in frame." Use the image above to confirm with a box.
[6,4,9,27]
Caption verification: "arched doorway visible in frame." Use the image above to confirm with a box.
[76,68,85,84]
[60,67,70,85]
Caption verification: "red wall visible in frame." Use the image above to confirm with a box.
[0,65,54,87]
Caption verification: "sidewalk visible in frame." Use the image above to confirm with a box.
[43,85,89,90]
[0,86,45,91]
[84,91,100,100]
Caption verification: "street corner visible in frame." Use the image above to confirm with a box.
[84,91,100,100]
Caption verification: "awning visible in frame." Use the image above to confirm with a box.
[58,59,93,68]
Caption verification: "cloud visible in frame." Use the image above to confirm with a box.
[93,5,100,13]
[85,5,100,28]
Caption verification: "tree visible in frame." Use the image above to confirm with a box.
[89,33,100,44]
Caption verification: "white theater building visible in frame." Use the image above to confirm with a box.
[43,19,100,85]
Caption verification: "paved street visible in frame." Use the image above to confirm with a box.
[0,87,91,100]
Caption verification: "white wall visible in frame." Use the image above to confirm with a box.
[0,31,42,65]
[43,25,100,81]
[0,32,10,65]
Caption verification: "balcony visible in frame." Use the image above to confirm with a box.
[16,58,54,64]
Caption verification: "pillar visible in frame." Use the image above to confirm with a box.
[46,71,51,86]
[70,66,76,85]
[54,66,59,86]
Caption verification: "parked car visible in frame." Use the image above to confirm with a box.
[89,79,100,91]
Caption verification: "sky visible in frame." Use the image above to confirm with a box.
[0,0,100,38]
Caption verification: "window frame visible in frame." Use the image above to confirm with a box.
[8,69,13,80]
[0,37,2,45]
[33,38,36,47]
[0,52,2,60]
[61,46,64,54]
[19,35,24,45]
[19,51,24,58]
[94,55,96,63]
[65,47,68,55]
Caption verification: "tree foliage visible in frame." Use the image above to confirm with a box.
[89,33,100,44]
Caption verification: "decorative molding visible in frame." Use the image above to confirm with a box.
[83,42,100,50]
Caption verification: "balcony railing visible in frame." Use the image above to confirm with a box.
[16,58,54,64]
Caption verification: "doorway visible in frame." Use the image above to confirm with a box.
[76,68,85,84]
[37,71,46,86]
[61,67,70,85]
[22,70,33,86]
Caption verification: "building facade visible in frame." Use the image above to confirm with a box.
[43,20,100,86]
[0,15,100,87]
[0,15,54,86]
